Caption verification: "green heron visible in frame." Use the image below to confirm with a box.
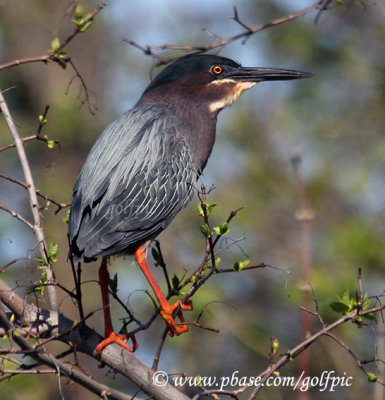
[68,54,311,354]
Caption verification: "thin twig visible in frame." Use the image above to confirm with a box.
[0,135,38,153]
[199,184,216,268]
[128,0,335,65]
[152,326,169,371]
[0,204,34,230]
[0,173,70,213]
[0,89,58,310]
[325,332,385,386]
[0,2,107,72]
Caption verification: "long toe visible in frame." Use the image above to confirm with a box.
[95,331,135,355]
[160,300,192,336]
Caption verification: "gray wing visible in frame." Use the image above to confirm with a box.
[69,104,196,261]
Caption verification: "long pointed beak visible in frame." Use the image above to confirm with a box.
[225,66,313,82]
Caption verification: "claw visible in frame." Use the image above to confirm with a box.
[135,246,193,337]
[96,258,139,355]
[160,299,193,336]
[181,299,193,311]
[95,332,138,355]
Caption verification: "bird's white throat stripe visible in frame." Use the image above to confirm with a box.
[208,80,257,112]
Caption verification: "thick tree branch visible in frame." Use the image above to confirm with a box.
[0,279,189,400]
[0,306,133,400]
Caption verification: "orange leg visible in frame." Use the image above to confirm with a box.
[95,257,138,355]
[135,246,192,336]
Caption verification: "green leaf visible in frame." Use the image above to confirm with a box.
[271,338,279,354]
[58,59,67,69]
[151,247,162,266]
[109,273,118,294]
[368,373,377,382]
[364,312,377,322]
[233,259,251,271]
[362,293,372,311]
[200,224,211,238]
[37,255,48,268]
[330,301,350,314]
[40,271,48,284]
[198,201,216,217]
[47,140,55,149]
[80,21,93,32]
[215,257,221,266]
[340,290,351,306]
[27,285,44,295]
[354,315,363,325]
[171,274,180,292]
[330,290,358,314]
[62,210,70,224]
[213,222,229,236]
[51,37,60,51]
[47,243,58,263]
[74,4,84,22]
[55,50,67,59]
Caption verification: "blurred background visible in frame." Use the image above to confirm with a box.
[0,0,384,399]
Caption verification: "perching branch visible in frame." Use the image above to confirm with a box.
[0,306,133,400]
[0,279,189,400]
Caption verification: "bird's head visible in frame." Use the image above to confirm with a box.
[139,54,312,114]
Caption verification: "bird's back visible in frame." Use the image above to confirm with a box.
[69,104,197,262]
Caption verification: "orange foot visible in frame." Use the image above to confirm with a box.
[160,300,193,337]
[95,332,138,355]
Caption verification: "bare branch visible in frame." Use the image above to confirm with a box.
[0,89,58,310]
[127,1,336,65]
[0,173,70,213]
[0,204,34,230]
[325,332,385,386]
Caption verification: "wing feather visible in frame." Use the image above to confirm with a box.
[69,104,196,261]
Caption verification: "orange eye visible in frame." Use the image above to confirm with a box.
[211,65,223,75]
